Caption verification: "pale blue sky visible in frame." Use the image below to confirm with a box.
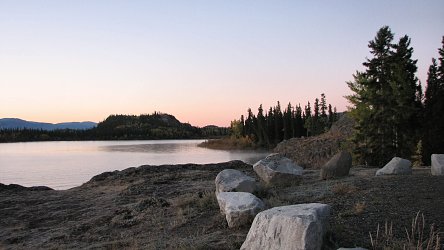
[1,1,443,126]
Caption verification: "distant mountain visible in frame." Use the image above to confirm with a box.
[0,118,97,130]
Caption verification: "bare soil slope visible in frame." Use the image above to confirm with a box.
[1,161,443,249]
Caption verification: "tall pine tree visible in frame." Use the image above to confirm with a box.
[423,37,444,164]
[390,35,422,158]
[346,26,422,166]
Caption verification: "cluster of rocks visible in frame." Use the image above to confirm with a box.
[375,154,444,177]
[215,168,264,228]
[215,153,308,229]
[214,153,348,249]
[214,152,444,249]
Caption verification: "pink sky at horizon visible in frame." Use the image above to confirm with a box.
[1,1,443,127]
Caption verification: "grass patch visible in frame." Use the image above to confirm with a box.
[196,191,218,210]
[262,189,296,208]
[170,206,191,229]
[369,212,442,249]
[353,202,366,215]
[170,191,218,215]
[168,191,218,230]
[332,183,358,195]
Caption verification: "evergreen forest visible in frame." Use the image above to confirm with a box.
[347,26,444,166]
[231,94,339,148]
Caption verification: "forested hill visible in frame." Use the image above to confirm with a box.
[93,113,201,140]
[0,113,228,142]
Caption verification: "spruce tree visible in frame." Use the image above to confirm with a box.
[423,37,444,164]
[319,93,328,132]
[290,103,296,138]
[240,115,245,136]
[390,35,421,158]
[273,102,284,142]
[245,108,255,138]
[346,26,422,166]
[320,93,327,117]
[313,98,321,135]
[304,102,312,136]
[267,107,275,144]
[328,104,334,127]
[256,104,269,146]
[283,103,293,140]
[294,104,304,137]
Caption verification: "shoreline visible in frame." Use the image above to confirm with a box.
[198,137,268,150]
[1,139,270,190]
[1,161,443,248]
[0,137,209,144]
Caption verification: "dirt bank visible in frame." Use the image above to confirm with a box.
[1,161,443,249]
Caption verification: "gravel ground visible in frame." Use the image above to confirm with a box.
[1,161,443,249]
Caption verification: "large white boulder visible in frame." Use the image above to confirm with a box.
[216,192,265,228]
[241,203,331,250]
[320,151,352,179]
[376,157,412,176]
[431,154,444,176]
[215,169,257,194]
[253,154,303,185]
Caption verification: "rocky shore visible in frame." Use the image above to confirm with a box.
[1,161,443,249]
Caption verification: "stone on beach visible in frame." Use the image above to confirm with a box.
[320,151,352,179]
[253,154,303,185]
[216,192,265,228]
[241,203,331,250]
[431,154,444,176]
[376,157,412,176]
[215,169,257,194]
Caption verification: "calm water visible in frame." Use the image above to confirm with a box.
[0,140,268,190]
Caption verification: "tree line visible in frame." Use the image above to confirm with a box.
[347,26,444,166]
[230,94,339,147]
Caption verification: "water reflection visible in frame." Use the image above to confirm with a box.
[0,140,269,189]
[100,143,194,154]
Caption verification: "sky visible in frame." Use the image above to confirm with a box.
[0,1,443,127]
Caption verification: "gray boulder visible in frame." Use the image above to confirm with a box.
[431,154,444,176]
[241,203,331,250]
[216,192,265,228]
[376,157,412,176]
[215,169,257,194]
[320,151,352,179]
[253,154,303,185]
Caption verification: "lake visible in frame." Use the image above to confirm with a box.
[0,140,269,190]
